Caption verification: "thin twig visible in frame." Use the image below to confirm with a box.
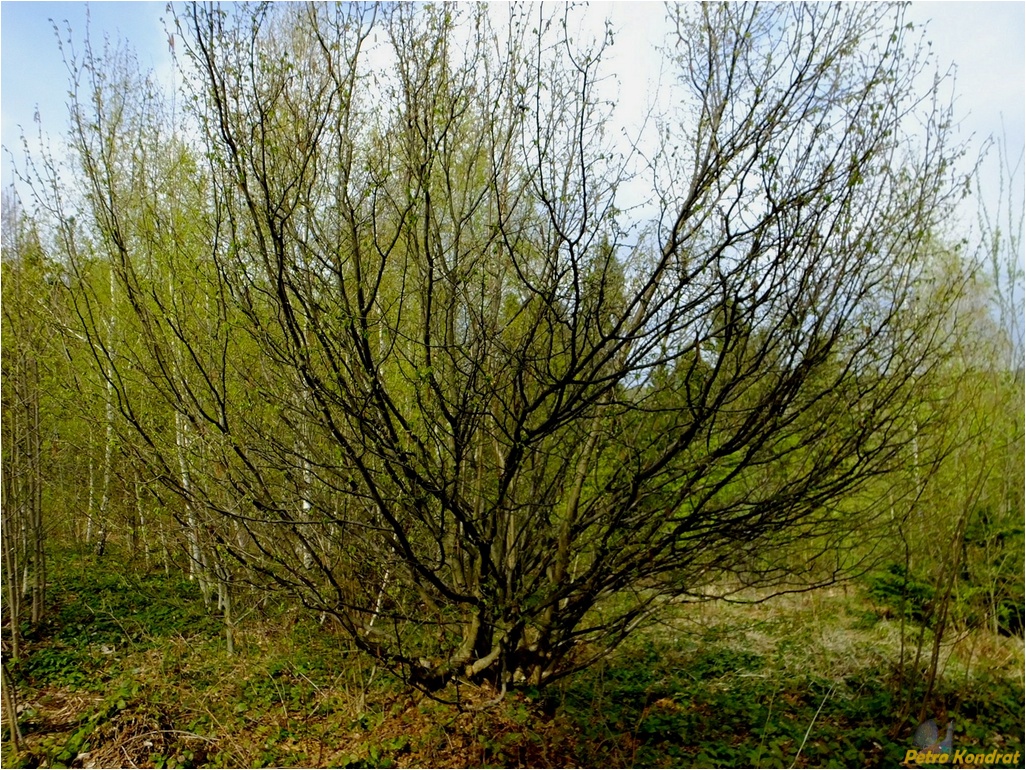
[121,743,140,768]
[790,682,835,769]
[128,729,221,743]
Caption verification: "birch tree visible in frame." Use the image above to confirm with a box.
[1,192,61,654]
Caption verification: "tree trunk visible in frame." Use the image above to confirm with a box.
[1,658,22,753]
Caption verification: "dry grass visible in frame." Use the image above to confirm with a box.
[659,584,1024,685]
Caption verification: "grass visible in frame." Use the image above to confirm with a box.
[2,553,1023,768]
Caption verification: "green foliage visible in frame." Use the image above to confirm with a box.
[546,607,1023,768]
[336,735,411,769]
[866,563,937,625]
[12,549,218,689]
[18,648,89,689]
[3,552,1023,768]
[961,506,1026,636]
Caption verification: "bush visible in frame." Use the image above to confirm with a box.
[866,564,936,624]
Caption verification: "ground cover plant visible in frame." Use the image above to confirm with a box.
[2,549,1022,768]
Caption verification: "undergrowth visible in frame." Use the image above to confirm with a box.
[2,553,1023,768]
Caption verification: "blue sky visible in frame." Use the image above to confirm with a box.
[2,2,173,152]
[2,1,1023,247]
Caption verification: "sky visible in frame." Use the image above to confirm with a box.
[1,1,1023,252]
